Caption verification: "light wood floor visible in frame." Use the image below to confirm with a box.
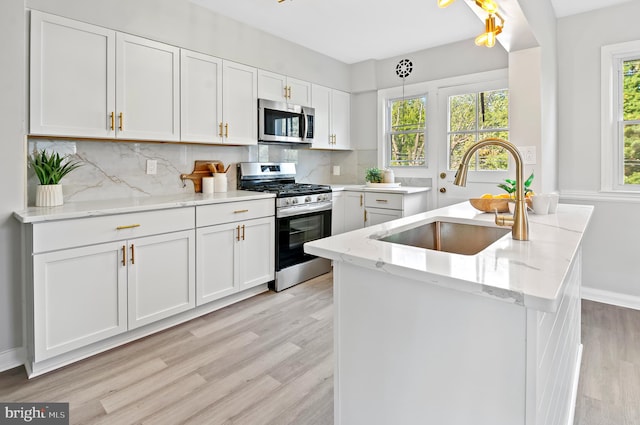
[1,276,639,424]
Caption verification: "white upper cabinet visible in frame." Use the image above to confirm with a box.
[222,60,258,145]
[258,70,312,106]
[180,50,223,143]
[115,34,180,141]
[30,11,116,138]
[311,84,351,150]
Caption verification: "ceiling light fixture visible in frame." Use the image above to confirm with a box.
[437,0,504,48]
[474,13,503,48]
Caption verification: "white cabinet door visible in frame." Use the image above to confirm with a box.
[365,207,403,227]
[331,89,351,150]
[196,222,237,305]
[32,242,127,361]
[287,77,312,106]
[116,33,180,141]
[257,70,288,102]
[237,217,275,291]
[332,191,345,235]
[30,11,116,138]
[343,191,365,232]
[222,60,258,145]
[311,84,351,150]
[311,84,332,149]
[127,230,196,329]
[180,50,223,143]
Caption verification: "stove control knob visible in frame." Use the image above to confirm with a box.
[284,198,291,205]
[305,196,312,203]
[292,198,298,204]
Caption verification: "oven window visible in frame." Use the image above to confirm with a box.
[264,108,302,138]
[277,210,331,270]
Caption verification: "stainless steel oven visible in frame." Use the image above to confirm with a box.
[238,162,332,291]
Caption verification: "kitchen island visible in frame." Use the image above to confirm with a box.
[304,201,593,425]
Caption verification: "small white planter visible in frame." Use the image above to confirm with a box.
[35,184,64,207]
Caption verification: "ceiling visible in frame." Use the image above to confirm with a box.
[191,0,636,64]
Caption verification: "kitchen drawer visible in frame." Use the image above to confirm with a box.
[364,192,403,210]
[196,198,274,227]
[32,207,195,253]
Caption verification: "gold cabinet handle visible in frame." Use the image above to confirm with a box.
[360,194,363,207]
[116,224,141,230]
[130,244,135,265]
[110,112,115,130]
[283,86,288,99]
[287,86,292,99]
[236,225,241,241]
[376,199,389,203]
[364,210,368,222]
[234,209,249,214]
[224,123,229,138]
[118,112,124,131]
[219,122,223,138]
[121,245,127,267]
[241,224,246,241]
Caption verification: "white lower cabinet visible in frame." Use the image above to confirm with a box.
[343,191,365,233]
[33,242,127,361]
[196,201,275,305]
[127,230,195,329]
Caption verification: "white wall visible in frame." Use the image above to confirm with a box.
[558,2,640,306]
[0,0,25,368]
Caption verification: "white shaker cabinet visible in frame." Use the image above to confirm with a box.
[311,84,351,150]
[30,11,116,138]
[221,60,258,145]
[27,208,195,363]
[258,70,312,106]
[343,191,366,233]
[179,50,223,143]
[32,242,127,361]
[196,199,275,305]
[115,33,180,141]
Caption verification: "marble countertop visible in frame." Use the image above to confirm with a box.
[305,201,594,312]
[331,184,431,194]
[14,191,275,223]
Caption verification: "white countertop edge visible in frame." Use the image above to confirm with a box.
[331,184,431,194]
[13,191,276,223]
[305,202,594,312]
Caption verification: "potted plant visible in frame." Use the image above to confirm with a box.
[28,149,82,207]
[365,167,384,185]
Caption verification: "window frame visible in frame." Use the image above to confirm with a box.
[385,93,427,168]
[601,40,640,193]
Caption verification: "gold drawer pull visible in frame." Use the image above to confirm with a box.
[130,244,135,265]
[376,199,389,203]
[116,224,141,230]
[234,209,249,214]
[241,224,245,240]
[236,225,241,241]
[121,245,126,267]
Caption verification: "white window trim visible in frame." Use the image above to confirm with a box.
[377,69,508,180]
[601,40,640,193]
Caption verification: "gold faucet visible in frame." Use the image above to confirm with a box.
[453,137,529,241]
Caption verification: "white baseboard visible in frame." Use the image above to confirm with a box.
[582,287,640,310]
[0,347,25,373]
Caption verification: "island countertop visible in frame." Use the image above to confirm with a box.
[305,201,593,312]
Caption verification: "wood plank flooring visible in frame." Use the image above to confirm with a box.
[1,275,638,425]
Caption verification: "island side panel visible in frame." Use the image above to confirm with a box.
[526,248,583,425]
[333,262,527,425]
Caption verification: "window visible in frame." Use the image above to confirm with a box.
[447,89,509,171]
[602,40,640,192]
[386,95,426,167]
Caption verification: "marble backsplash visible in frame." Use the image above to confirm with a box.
[27,139,332,205]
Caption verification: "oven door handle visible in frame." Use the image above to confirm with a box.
[277,201,332,218]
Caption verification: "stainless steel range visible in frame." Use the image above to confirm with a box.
[237,162,332,292]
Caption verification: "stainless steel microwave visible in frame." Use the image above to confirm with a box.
[258,98,314,145]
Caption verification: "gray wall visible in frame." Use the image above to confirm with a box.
[558,2,640,303]
[0,0,26,362]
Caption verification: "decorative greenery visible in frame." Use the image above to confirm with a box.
[497,171,534,197]
[365,167,384,183]
[28,150,82,185]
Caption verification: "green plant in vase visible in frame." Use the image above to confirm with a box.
[28,149,82,207]
[365,167,384,184]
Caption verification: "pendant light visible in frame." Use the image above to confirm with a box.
[437,0,504,48]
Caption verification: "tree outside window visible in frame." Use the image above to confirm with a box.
[622,58,640,185]
[447,89,509,171]
[388,95,426,167]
